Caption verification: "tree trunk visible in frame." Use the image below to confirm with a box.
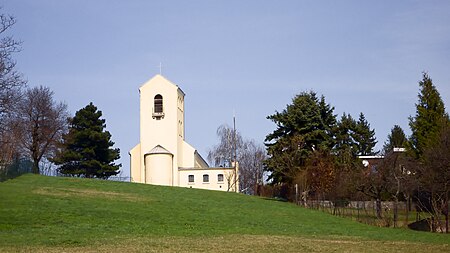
[393,197,398,228]
[302,191,308,207]
[357,201,360,221]
[446,209,448,234]
[32,160,39,174]
[445,194,449,233]
[405,196,410,227]
[376,198,382,219]
[255,172,259,196]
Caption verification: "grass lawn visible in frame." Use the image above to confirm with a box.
[0,174,449,252]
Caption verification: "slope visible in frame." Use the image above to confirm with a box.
[0,174,448,252]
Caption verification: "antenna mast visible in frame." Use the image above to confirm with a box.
[233,112,237,166]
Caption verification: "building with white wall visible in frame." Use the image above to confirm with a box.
[129,74,238,192]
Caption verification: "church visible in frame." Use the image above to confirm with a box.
[129,74,239,192]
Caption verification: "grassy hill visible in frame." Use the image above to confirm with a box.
[0,174,448,252]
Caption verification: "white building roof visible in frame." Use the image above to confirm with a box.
[145,145,172,155]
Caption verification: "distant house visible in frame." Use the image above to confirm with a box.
[129,75,238,192]
[358,155,384,172]
[358,148,407,173]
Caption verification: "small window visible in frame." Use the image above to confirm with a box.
[153,94,164,119]
[188,175,194,183]
[218,174,224,182]
[203,174,209,183]
[154,94,163,113]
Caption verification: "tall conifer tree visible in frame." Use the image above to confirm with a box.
[53,103,121,179]
[354,112,377,156]
[265,91,336,184]
[383,125,407,154]
[409,72,449,158]
[334,113,357,162]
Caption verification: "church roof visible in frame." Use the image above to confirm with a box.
[145,145,173,155]
[140,74,185,96]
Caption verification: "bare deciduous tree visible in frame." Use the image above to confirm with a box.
[207,124,243,167]
[381,150,416,227]
[0,113,22,164]
[0,10,26,165]
[306,149,336,203]
[356,161,387,220]
[238,140,266,195]
[208,124,266,194]
[16,86,68,174]
[224,169,238,192]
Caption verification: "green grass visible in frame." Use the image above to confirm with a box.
[0,174,449,252]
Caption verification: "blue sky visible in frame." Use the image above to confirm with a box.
[4,1,450,177]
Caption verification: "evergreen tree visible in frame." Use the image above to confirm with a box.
[333,112,377,173]
[334,112,377,158]
[265,91,336,184]
[353,112,377,156]
[409,72,449,158]
[53,103,121,179]
[383,125,407,154]
[334,113,357,162]
[319,95,337,142]
[421,120,450,232]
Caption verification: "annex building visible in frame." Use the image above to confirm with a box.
[129,74,238,192]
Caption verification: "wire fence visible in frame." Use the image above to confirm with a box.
[0,159,130,182]
[257,183,449,232]
[0,158,33,182]
[301,200,416,228]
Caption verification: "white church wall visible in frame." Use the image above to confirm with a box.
[145,153,173,186]
[194,152,209,169]
[179,169,233,191]
[129,143,141,182]
[179,141,196,168]
[139,75,180,185]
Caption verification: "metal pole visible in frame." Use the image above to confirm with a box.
[233,114,237,165]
